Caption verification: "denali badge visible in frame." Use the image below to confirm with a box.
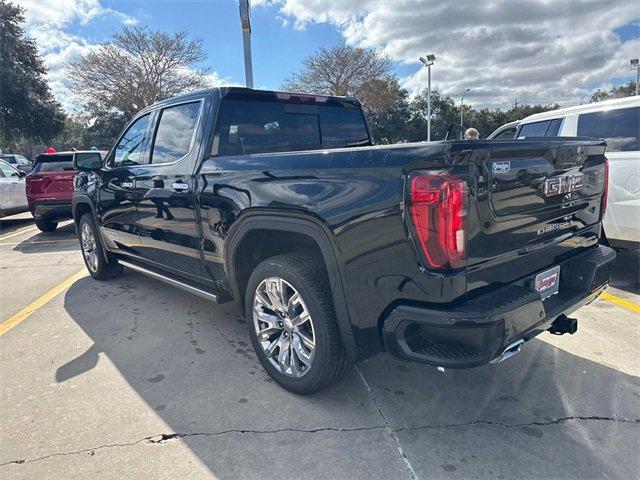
[543,173,583,197]
[537,221,571,236]
[492,162,511,174]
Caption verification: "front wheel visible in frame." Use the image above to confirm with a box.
[35,219,58,232]
[78,213,123,280]
[245,254,352,394]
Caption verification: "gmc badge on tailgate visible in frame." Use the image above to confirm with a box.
[543,173,583,197]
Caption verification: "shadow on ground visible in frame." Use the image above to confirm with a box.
[0,216,33,234]
[53,270,640,479]
[11,223,78,254]
[609,248,639,294]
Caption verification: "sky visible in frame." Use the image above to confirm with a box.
[16,0,640,111]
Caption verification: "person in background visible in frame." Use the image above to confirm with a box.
[464,128,479,140]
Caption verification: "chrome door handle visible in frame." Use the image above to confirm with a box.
[171,182,189,192]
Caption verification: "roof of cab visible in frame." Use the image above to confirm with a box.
[520,95,640,124]
[146,86,362,111]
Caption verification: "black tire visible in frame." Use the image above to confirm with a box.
[245,254,353,394]
[35,219,58,232]
[78,213,123,280]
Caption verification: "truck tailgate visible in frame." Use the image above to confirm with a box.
[466,139,607,294]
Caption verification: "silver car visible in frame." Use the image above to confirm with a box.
[0,160,28,218]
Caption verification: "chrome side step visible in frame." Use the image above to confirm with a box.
[119,260,219,302]
[491,339,524,364]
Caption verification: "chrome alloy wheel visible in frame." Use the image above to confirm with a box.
[80,222,99,273]
[252,277,316,378]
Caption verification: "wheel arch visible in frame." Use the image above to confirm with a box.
[224,213,358,360]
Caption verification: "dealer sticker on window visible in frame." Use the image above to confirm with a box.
[535,265,561,300]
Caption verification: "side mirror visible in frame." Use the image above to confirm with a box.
[17,170,27,177]
[74,152,103,171]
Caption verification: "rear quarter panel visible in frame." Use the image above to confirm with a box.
[197,142,469,346]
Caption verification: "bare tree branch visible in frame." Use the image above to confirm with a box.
[65,25,209,118]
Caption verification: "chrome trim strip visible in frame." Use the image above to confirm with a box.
[119,260,218,302]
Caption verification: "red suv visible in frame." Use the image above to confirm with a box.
[27,151,103,232]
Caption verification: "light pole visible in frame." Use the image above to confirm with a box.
[419,54,436,142]
[457,88,471,127]
[631,58,639,96]
[239,0,254,89]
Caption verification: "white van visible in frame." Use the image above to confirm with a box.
[517,96,640,248]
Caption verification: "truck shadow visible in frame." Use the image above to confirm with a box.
[60,272,639,479]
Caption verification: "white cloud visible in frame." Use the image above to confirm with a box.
[17,0,137,110]
[267,0,640,107]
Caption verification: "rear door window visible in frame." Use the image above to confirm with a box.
[151,102,201,164]
[517,119,562,138]
[492,127,517,140]
[33,155,74,173]
[577,107,640,152]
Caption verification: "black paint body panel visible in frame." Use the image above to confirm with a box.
[73,87,612,362]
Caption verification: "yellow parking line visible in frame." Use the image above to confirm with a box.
[600,292,640,314]
[0,239,77,246]
[0,225,37,242]
[0,269,87,337]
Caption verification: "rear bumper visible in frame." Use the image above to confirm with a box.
[29,201,73,220]
[382,245,616,368]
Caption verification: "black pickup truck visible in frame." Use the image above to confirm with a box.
[72,87,615,394]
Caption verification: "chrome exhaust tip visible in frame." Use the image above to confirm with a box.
[491,339,524,364]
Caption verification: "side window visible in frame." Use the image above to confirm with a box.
[517,119,561,138]
[545,118,562,136]
[518,120,551,138]
[493,127,517,140]
[151,102,201,164]
[112,114,151,167]
[0,161,18,176]
[577,107,640,152]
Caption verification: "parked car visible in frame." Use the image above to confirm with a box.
[0,159,28,218]
[73,87,614,394]
[26,151,101,232]
[0,153,33,174]
[487,120,520,139]
[516,96,639,249]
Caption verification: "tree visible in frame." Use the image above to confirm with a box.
[590,81,636,102]
[66,26,209,120]
[283,44,398,110]
[0,0,64,148]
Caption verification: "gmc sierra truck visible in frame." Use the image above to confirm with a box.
[72,87,615,394]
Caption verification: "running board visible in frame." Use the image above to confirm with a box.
[119,260,219,303]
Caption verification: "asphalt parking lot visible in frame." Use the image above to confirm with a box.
[1,213,639,480]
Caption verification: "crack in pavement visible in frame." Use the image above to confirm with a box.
[356,366,418,480]
[2,415,638,468]
[395,415,640,433]
[0,425,386,467]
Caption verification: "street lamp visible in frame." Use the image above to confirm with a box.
[239,0,254,89]
[456,88,471,127]
[419,54,436,142]
[631,58,639,96]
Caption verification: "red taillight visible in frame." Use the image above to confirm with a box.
[408,171,468,270]
[600,157,609,220]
